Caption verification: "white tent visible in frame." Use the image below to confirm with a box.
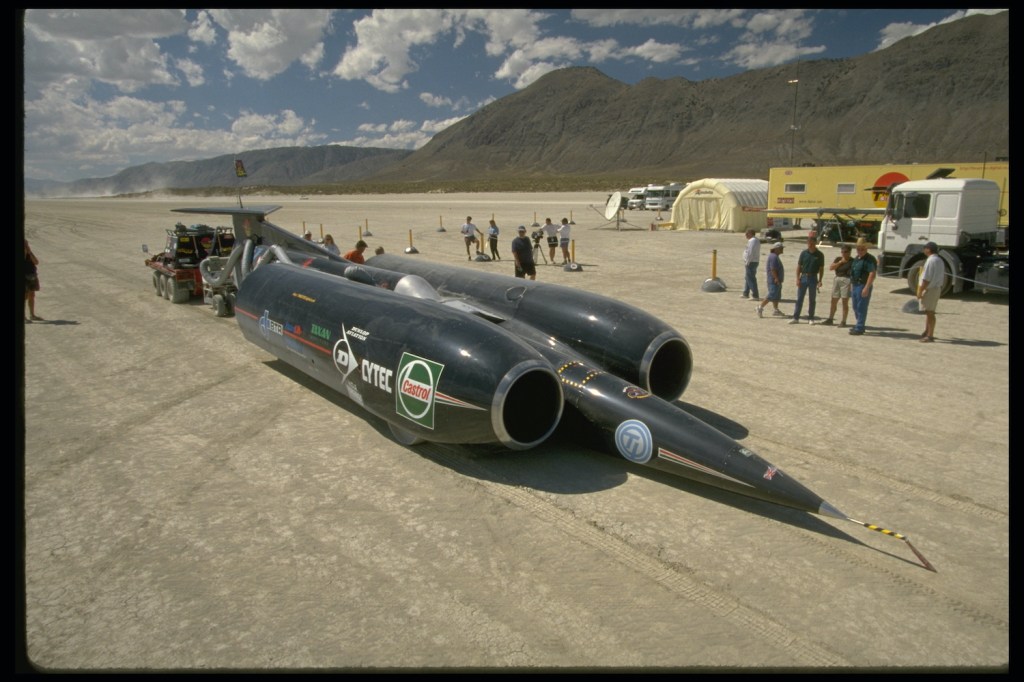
[667,178,769,232]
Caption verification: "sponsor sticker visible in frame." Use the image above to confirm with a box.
[310,323,331,341]
[395,352,445,429]
[258,310,283,339]
[614,419,653,464]
[332,329,358,380]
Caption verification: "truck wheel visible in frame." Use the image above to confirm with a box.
[906,263,922,293]
[153,271,162,296]
[939,271,953,296]
[163,275,173,300]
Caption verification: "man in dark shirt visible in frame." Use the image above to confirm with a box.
[791,234,826,324]
[510,225,536,280]
[849,238,878,335]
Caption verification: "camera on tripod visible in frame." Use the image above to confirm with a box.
[531,230,543,245]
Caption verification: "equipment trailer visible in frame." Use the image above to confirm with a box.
[145,222,236,308]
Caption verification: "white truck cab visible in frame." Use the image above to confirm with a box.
[879,178,1007,294]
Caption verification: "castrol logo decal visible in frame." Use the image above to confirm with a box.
[395,352,445,429]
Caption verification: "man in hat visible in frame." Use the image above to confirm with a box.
[756,241,786,318]
[916,242,945,342]
[848,238,878,335]
[790,233,825,324]
[510,225,536,280]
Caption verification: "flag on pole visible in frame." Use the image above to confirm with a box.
[235,159,247,178]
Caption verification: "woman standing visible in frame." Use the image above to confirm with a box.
[25,239,43,322]
[487,219,501,260]
[322,234,341,255]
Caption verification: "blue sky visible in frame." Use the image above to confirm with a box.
[20,8,1006,183]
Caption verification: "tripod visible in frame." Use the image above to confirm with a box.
[532,239,547,265]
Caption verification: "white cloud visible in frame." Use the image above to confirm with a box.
[725,41,826,71]
[334,9,458,93]
[872,9,1006,52]
[207,9,333,80]
[461,8,549,55]
[23,9,188,95]
[339,115,468,150]
[188,10,218,46]
[622,39,684,64]
[572,9,745,29]
[175,58,205,87]
[420,93,453,108]
[719,10,823,70]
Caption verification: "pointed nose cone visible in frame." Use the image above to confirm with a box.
[558,362,836,515]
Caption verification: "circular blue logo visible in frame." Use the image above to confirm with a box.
[614,419,653,463]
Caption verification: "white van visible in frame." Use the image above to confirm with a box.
[645,183,685,212]
[626,187,647,210]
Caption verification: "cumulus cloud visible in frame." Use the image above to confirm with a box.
[338,114,467,150]
[334,8,692,93]
[572,9,743,29]
[333,9,459,93]
[188,10,217,46]
[175,58,205,87]
[873,8,1005,51]
[420,93,453,108]
[207,9,332,80]
[24,9,188,95]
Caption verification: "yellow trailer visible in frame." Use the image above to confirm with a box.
[768,162,1009,228]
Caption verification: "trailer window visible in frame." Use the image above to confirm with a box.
[784,183,806,193]
[836,183,856,195]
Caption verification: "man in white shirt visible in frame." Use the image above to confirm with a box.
[742,229,760,299]
[916,242,946,343]
[557,218,572,264]
[541,218,559,264]
[461,216,482,260]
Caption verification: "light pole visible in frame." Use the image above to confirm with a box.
[788,78,799,165]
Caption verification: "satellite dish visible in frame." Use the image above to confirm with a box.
[604,192,622,221]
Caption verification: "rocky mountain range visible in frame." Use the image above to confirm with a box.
[27,10,1007,197]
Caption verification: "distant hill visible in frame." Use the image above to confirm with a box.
[26,10,1007,196]
[28,145,413,198]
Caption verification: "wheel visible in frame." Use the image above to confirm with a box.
[213,293,229,317]
[906,262,922,292]
[152,271,162,295]
[940,272,953,296]
[163,275,172,300]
